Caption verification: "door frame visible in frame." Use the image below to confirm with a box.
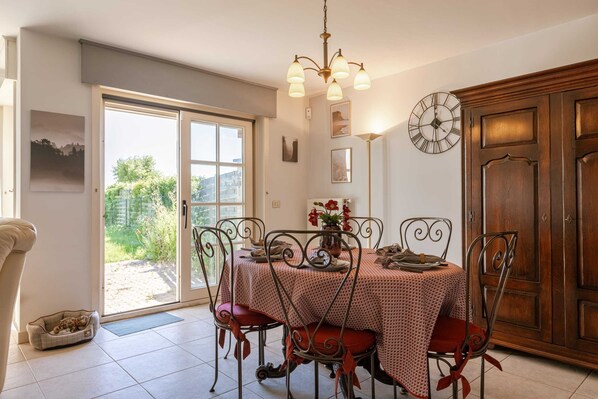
[91,87,255,321]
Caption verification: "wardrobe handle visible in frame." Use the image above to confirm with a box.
[565,214,574,223]
[541,213,548,222]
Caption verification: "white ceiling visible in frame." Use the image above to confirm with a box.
[2,0,598,94]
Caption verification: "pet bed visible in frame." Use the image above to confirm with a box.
[26,310,99,350]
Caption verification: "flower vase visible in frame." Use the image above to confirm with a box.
[320,223,342,258]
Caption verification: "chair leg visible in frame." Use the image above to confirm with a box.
[237,334,243,399]
[452,379,458,399]
[258,330,265,367]
[224,331,232,359]
[393,381,397,399]
[210,326,219,392]
[348,370,354,399]
[370,353,376,399]
[286,357,292,399]
[426,356,431,399]
[314,361,319,399]
[480,356,485,399]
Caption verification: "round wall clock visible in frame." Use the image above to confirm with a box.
[408,92,461,154]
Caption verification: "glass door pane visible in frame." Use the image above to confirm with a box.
[103,103,179,315]
[180,112,253,302]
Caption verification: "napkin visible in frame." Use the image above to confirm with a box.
[302,252,349,272]
[250,243,289,258]
[375,246,445,268]
[375,243,405,257]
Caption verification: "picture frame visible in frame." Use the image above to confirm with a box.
[331,147,352,183]
[30,110,85,192]
[330,101,351,138]
[282,136,298,162]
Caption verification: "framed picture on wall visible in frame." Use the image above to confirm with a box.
[282,136,298,162]
[330,101,351,138]
[30,110,85,192]
[331,147,352,183]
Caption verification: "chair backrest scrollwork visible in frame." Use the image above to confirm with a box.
[345,216,384,249]
[264,229,362,360]
[399,217,452,259]
[216,217,266,244]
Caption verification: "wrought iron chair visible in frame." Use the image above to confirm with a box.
[215,217,267,358]
[427,231,518,399]
[399,217,453,259]
[264,229,377,399]
[345,216,384,249]
[193,226,281,399]
[216,217,266,244]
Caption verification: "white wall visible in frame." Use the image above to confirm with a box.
[17,29,92,334]
[260,92,309,231]
[307,13,598,263]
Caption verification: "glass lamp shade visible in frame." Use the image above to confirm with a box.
[331,54,350,80]
[327,80,343,101]
[289,83,305,98]
[354,67,371,90]
[286,61,305,83]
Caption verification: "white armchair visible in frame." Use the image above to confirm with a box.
[0,218,36,392]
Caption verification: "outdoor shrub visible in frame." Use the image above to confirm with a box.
[137,193,177,263]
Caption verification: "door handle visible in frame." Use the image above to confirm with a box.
[182,200,188,229]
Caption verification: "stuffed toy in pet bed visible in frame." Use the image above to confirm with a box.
[26,310,99,350]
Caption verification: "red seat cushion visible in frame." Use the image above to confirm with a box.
[292,323,376,356]
[428,316,487,354]
[215,303,276,327]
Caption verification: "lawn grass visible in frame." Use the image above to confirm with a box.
[105,225,145,263]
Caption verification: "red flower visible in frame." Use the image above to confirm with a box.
[308,208,320,226]
[324,200,339,211]
[342,220,352,232]
[342,204,351,219]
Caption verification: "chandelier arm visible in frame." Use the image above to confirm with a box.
[296,55,323,71]
[302,67,320,73]
[348,61,364,68]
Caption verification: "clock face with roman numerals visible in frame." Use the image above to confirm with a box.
[408,92,461,154]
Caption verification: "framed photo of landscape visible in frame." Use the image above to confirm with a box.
[330,101,351,138]
[30,110,85,192]
[331,147,352,183]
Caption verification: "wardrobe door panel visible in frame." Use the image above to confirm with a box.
[470,96,552,342]
[564,86,598,354]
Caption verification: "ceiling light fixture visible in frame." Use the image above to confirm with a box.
[286,0,371,101]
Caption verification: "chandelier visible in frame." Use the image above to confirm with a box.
[286,0,371,101]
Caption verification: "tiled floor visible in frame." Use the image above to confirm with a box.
[2,304,598,399]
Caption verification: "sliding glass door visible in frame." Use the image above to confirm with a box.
[101,101,253,314]
[180,112,253,302]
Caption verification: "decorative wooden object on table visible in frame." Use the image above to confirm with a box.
[455,57,598,369]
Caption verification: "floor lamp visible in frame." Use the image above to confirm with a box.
[356,133,382,247]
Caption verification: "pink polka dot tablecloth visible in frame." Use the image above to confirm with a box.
[222,248,466,398]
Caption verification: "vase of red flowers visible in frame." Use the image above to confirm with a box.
[308,200,351,258]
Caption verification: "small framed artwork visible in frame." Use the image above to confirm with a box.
[30,110,85,192]
[330,101,351,138]
[331,147,352,183]
[282,136,298,162]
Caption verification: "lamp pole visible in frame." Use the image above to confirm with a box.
[356,133,382,247]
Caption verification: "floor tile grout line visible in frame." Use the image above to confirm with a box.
[571,370,594,397]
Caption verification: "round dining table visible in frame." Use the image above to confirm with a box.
[222,247,466,398]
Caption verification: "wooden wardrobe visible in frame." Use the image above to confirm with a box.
[454,59,598,368]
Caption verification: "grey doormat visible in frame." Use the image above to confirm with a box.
[102,312,183,336]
